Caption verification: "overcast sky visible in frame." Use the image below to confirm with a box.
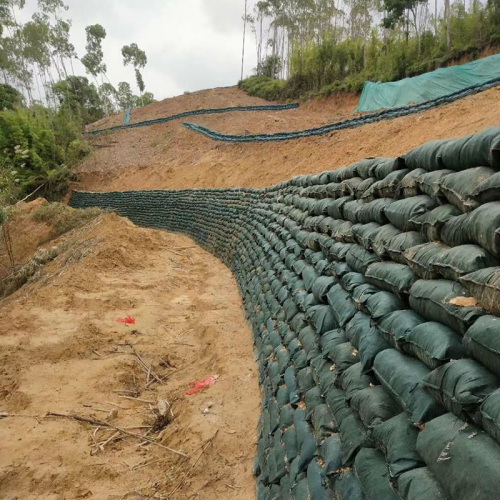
[18,0,258,101]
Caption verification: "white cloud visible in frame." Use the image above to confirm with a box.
[17,0,257,101]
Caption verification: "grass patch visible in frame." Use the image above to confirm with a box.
[32,203,105,238]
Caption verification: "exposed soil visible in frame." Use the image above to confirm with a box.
[76,85,500,193]
[0,205,259,499]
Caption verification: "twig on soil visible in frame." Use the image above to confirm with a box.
[46,412,188,458]
[166,431,219,499]
[118,395,156,404]
[126,343,163,385]
[0,412,42,422]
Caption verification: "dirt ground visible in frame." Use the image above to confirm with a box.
[75,85,500,193]
[0,204,259,499]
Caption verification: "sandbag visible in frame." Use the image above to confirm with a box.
[410,204,461,242]
[340,272,367,293]
[327,196,352,219]
[409,279,484,335]
[371,412,423,479]
[432,245,498,281]
[371,225,401,261]
[439,167,495,212]
[396,168,426,199]
[339,412,370,465]
[319,434,343,477]
[320,328,349,359]
[463,315,500,377]
[350,386,401,429]
[439,127,500,171]
[421,359,499,424]
[416,170,453,203]
[354,448,399,500]
[397,467,449,500]
[366,262,416,297]
[402,321,463,370]
[344,200,366,224]
[404,139,449,172]
[355,177,377,199]
[311,276,337,303]
[362,291,406,321]
[460,267,500,315]
[479,388,500,445]
[470,171,500,204]
[326,242,353,261]
[305,305,337,334]
[404,243,449,280]
[327,284,357,327]
[417,412,500,500]
[373,349,443,425]
[333,469,365,500]
[307,459,333,500]
[376,169,410,198]
[462,202,500,258]
[328,342,359,377]
[377,310,424,348]
[311,404,336,441]
[345,244,379,274]
[385,196,437,232]
[340,363,378,402]
[345,311,375,348]
[352,222,381,250]
[357,198,392,225]
[385,231,425,265]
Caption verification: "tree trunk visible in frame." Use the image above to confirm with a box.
[445,0,452,50]
[240,0,247,81]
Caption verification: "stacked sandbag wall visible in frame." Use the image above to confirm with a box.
[71,126,500,500]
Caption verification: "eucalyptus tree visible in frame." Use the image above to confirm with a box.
[121,43,147,105]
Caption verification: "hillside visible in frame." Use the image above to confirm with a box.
[75,85,500,192]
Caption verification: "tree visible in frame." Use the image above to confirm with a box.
[121,42,147,105]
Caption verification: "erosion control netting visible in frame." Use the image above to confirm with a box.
[71,126,500,499]
[86,103,299,136]
[183,77,500,143]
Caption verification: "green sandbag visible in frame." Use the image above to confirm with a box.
[440,212,472,248]
[480,388,500,444]
[352,283,380,311]
[345,311,375,348]
[357,321,392,373]
[386,232,425,265]
[324,385,350,427]
[311,354,337,394]
[283,426,298,463]
[345,244,379,274]
[395,168,426,199]
[328,342,359,377]
[385,196,437,232]
[297,365,316,394]
[292,477,310,499]
[375,169,410,198]
[410,204,461,242]
[312,404,336,441]
[371,413,424,479]
[460,267,500,315]
[326,261,352,279]
[334,221,356,243]
[416,412,500,500]
[404,243,449,280]
[312,276,338,303]
[416,170,453,203]
[319,434,343,476]
[372,224,401,259]
[404,139,449,172]
[341,362,378,402]
[354,448,399,500]
[298,326,322,360]
[470,171,500,204]
[305,305,337,334]
[374,157,405,180]
[339,411,371,465]
[439,167,495,213]
[365,262,416,297]
[305,386,325,418]
[327,242,353,261]
[327,196,353,219]
[352,158,388,179]
[321,328,349,359]
[432,245,498,281]
[402,321,464,370]
[350,386,401,429]
[352,223,381,250]
[421,358,499,424]
[327,284,358,327]
[362,291,406,321]
[344,200,366,224]
[357,198,392,225]
[280,404,296,430]
[373,349,444,425]
[409,279,485,335]
[340,272,367,293]
[397,467,449,500]
[306,459,333,500]
[377,310,424,348]
[463,202,500,258]
[463,315,500,377]
[341,177,365,197]
[333,469,365,500]
[302,264,320,291]
[439,127,500,171]
[355,177,377,199]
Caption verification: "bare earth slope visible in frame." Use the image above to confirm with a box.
[76,85,500,192]
[0,205,259,500]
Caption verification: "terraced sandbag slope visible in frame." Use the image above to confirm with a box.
[72,127,500,499]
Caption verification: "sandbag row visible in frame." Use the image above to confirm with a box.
[70,127,500,500]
